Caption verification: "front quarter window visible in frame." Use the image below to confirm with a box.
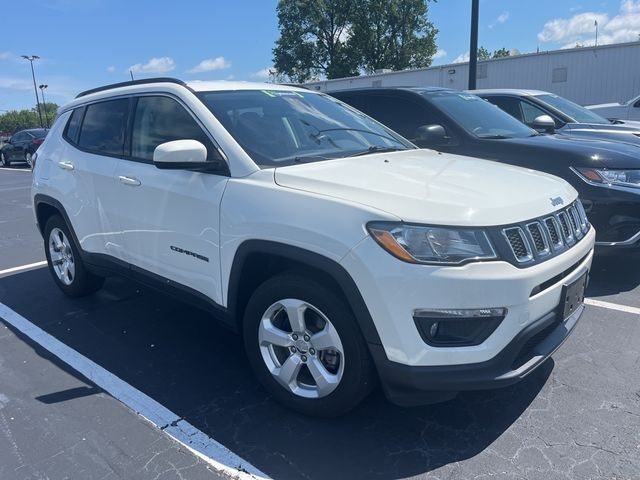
[196,90,412,167]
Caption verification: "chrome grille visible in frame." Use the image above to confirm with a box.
[575,201,589,233]
[557,211,575,244]
[568,206,583,239]
[503,227,532,262]
[526,222,550,256]
[544,217,563,250]
[502,200,590,265]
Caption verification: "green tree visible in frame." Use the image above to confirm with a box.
[0,103,59,133]
[492,48,510,58]
[477,46,491,60]
[273,0,359,82]
[351,0,438,73]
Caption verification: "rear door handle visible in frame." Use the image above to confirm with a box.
[118,175,141,187]
[58,161,74,171]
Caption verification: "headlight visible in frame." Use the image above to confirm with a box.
[367,222,497,265]
[575,167,640,189]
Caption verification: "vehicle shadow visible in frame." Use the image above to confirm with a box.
[1,269,551,479]
[587,252,640,298]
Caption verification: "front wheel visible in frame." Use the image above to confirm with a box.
[243,273,375,416]
[0,152,9,167]
[44,215,104,297]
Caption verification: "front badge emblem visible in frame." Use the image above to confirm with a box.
[550,197,564,207]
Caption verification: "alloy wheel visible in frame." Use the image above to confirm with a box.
[48,227,75,286]
[258,298,345,398]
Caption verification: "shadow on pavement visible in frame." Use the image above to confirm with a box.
[587,252,640,299]
[1,268,551,479]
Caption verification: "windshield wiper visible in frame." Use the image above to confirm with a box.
[347,146,406,157]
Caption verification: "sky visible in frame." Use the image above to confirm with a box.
[1,0,639,111]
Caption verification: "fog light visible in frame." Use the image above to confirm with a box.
[413,308,507,347]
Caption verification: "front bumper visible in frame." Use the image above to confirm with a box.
[370,302,584,406]
[340,227,594,405]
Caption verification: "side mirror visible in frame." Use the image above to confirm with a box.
[532,115,556,133]
[413,124,448,147]
[153,139,225,172]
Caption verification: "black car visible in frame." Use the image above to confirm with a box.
[0,128,48,168]
[331,87,640,252]
[473,89,640,146]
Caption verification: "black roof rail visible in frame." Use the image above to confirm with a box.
[76,77,190,99]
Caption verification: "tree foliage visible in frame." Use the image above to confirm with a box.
[0,102,59,134]
[477,46,511,60]
[273,0,438,82]
[351,0,438,74]
[273,0,359,83]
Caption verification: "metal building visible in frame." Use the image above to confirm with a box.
[306,41,640,106]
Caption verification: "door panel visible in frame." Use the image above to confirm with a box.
[114,162,227,303]
[114,95,227,303]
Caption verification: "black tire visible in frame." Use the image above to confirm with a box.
[0,152,10,167]
[243,272,375,416]
[43,215,104,297]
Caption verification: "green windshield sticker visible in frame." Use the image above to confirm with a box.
[261,90,305,98]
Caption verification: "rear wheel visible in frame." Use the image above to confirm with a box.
[243,273,375,416]
[44,215,104,297]
[25,152,33,169]
[0,152,9,167]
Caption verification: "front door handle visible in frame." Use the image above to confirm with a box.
[118,175,141,187]
[58,161,74,171]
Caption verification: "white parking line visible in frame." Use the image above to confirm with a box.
[0,302,271,480]
[0,167,31,172]
[0,261,47,277]
[584,298,640,316]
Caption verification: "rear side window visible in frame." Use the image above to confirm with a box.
[131,96,217,162]
[340,93,434,140]
[484,96,523,122]
[78,99,129,156]
[64,107,85,144]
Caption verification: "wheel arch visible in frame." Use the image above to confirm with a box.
[33,194,78,243]
[227,240,382,346]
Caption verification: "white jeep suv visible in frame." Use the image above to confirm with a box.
[32,78,595,416]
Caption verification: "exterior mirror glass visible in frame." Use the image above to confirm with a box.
[532,115,556,133]
[413,124,448,147]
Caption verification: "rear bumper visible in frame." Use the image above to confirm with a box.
[372,302,584,406]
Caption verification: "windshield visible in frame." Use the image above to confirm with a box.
[423,91,536,139]
[197,90,413,167]
[536,94,610,124]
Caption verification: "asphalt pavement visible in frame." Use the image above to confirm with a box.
[1,166,639,480]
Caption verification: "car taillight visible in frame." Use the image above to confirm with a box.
[33,138,44,145]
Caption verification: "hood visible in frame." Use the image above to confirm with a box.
[500,134,640,168]
[274,150,576,227]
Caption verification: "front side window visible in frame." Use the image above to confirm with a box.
[78,99,129,156]
[423,91,536,139]
[520,101,549,124]
[197,90,412,167]
[131,96,218,162]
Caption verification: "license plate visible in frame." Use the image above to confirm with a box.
[560,270,588,320]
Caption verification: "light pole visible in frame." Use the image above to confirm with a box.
[39,84,49,128]
[468,0,480,90]
[21,55,44,128]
